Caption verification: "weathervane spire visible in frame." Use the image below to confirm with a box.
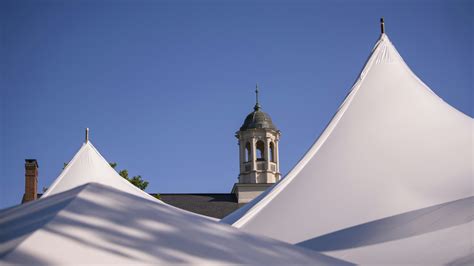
[254,83,261,111]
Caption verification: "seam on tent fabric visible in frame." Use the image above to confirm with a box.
[230,34,386,228]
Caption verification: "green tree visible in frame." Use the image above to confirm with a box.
[109,163,149,191]
[64,161,156,196]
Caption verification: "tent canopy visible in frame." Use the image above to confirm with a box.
[222,33,473,264]
[42,142,157,202]
[0,141,351,265]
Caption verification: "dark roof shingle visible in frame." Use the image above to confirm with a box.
[157,193,241,219]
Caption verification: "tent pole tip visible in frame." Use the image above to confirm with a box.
[85,128,89,143]
[380,17,385,34]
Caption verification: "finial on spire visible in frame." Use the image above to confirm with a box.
[255,83,259,104]
[254,83,261,111]
[380,17,385,34]
[85,128,89,143]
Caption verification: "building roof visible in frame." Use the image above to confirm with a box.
[240,109,277,131]
[158,193,241,219]
[240,85,278,131]
[35,192,240,219]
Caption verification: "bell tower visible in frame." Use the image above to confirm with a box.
[232,84,281,203]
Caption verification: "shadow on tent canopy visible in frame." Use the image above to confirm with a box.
[0,183,351,265]
[297,196,474,252]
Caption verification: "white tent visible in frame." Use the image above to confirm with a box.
[222,33,473,264]
[42,141,165,204]
[0,141,350,265]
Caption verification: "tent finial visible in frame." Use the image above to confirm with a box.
[85,128,89,143]
[380,17,385,34]
[254,83,261,111]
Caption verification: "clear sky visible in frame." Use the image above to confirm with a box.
[1,0,472,209]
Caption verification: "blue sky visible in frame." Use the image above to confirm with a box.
[1,0,472,209]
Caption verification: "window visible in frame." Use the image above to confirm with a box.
[256,140,265,161]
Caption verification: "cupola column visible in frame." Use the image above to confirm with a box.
[239,140,245,173]
[251,137,257,174]
[265,138,271,171]
[275,140,280,173]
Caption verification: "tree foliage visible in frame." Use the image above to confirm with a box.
[109,162,149,191]
[63,161,152,192]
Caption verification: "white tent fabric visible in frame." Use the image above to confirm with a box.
[42,142,157,202]
[42,142,215,221]
[0,142,351,265]
[222,33,473,264]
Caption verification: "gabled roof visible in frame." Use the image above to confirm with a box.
[222,33,473,264]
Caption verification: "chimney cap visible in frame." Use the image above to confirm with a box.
[25,159,39,168]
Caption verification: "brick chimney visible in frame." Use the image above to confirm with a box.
[22,159,38,204]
